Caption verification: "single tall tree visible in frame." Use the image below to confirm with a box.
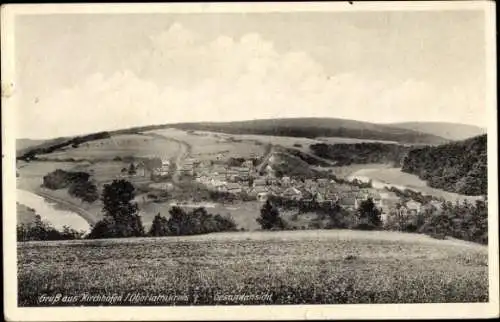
[357,198,382,229]
[89,179,144,238]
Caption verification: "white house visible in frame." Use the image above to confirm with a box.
[282,187,303,200]
[406,200,422,213]
[257,192,269,202]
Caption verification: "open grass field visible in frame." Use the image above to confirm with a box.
[147,128,266,160]
[17,229,488,306]
[36,134,182,161]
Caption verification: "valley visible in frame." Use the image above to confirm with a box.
[14,119,490,307]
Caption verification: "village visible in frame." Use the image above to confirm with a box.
[125,152,434,223]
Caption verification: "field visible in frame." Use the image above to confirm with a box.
[147,129,266,160]
[36,134,182,161]
[18,229,488,306]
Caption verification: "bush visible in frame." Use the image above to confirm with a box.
[42,169,91,190]
[148,213,170,237]
[166,207,238,236]
[68,180,99,203]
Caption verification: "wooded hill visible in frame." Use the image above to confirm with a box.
[165,118,448,145]
[401,134,487,196]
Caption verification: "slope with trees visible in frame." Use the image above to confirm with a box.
[401,134,487,195]
[309,142,410,166]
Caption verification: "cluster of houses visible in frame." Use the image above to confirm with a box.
[122,155,431,222]
[187,157,428,218]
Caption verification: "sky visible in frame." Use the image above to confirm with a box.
[14,10,489,139]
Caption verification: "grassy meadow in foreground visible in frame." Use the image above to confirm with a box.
[18,230,488,306]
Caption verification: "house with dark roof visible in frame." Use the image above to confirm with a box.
[253,179,267,187]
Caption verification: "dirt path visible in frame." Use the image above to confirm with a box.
[139,132,191,184]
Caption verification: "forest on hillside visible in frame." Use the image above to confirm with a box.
[401,135,487,196]
[309,142,410,166]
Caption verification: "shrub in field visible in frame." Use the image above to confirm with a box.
[257,200,285,230]
[166,207,238,236]
[68,180,99,203]
[42,169,91,190]
[43,169,99,203]
[88,180,145,239]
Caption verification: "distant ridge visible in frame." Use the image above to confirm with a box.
[385,122,486,141]
[16,117,451,157]
[164,117,448,145]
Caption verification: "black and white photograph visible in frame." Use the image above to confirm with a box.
[2,1,498,321]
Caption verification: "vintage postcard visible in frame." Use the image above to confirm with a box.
[2,1,498,321]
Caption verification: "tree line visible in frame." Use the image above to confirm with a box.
[18,131,111,161]
[258,195,488,244]
[17,214,85,241]
[384,198,488,244]
[257,197,382,231]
